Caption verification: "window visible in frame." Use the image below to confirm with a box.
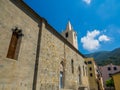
[74,32,76,38]
[78,74,81,84]
[86,67,88,76]
[60,71,63,88]
[84,61,87,64]
[89,67,92,71]
[60,61,64,88]
[71,60,74,74]
[108,67,111,71]
[114,67,117,70]
[65,32,68,38]
[78,66,81,71]
[7,27,23,60]
[109,73,112,77]
[83,66,85,76]
[88,61,92,64]
[78,66,81,84]
[90,73,93,77]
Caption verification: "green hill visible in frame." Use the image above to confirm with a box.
[85,48,120,66]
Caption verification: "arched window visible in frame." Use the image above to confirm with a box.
[78,66,81,84]
[83,66,85,76]
[71,59,74,74]
[60,61,64,88]
[7,27,23,60]
[86,67,88,76]
[60,71,63,88]
[65,32,68,38]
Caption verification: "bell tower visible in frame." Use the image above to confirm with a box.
[62,21,78,49]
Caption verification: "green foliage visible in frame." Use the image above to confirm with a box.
[106,78,114,87]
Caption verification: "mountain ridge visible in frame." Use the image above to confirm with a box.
[85,47,120,66]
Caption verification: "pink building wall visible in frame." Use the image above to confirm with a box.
[99,64,120,88]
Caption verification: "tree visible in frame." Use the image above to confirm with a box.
[106,78,114,90]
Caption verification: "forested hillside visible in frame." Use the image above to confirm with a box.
[85,48,120,66]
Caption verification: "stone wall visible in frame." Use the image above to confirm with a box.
[0,0,89,90]
[0,0,39,90]
[36,21,89,90]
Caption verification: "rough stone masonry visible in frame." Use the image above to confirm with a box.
[0,0,89,90]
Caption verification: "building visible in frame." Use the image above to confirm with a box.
[112,72,120,90]
[85,58,104,90]
[99,64,120,89]
[0,0,89,90]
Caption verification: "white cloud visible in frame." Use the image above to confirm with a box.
[87,30,100,38]
[99,35,110,42]
[81,30,100,51]
[83,0,91,5]
[81,30,110,51]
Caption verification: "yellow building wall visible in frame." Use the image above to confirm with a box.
[113,73,120,90]
[85,58,98,90]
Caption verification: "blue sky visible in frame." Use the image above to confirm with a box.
[24,0,120,54]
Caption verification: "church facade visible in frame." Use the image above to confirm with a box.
[0,0,89,90]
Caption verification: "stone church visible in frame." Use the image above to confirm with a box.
[0,0,89,90]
